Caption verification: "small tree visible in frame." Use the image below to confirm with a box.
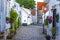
[10,8,18,29]
[18,17,21,27]
[16,0,36,9]
[10,8,18,22]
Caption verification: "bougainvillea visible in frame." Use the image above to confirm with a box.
[47,16,52,23]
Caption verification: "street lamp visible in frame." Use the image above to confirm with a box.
[43,6,46,34]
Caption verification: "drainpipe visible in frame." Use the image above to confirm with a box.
[51,9,56,27]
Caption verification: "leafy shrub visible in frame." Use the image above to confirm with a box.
[6,17,10,23]
[10,29,15,33]
[51,27,58,38]
[44,18,48,26]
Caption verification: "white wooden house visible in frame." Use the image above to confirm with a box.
[20,7,33,25]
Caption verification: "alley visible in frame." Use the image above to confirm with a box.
[12,24,46,40]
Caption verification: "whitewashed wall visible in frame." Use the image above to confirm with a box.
[20,7,33,25]
[47,0,60,37]
[0,0,7,32]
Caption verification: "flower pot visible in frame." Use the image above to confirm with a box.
[52,36,56,40]
[10,33,15,37]
[7,35,12,39]
[45,35,50,40]
[14,32,16,35]
[0,34,4,38]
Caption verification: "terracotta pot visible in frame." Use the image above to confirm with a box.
[52,37,56,39]
[45,35,50,40]
[0,34,4,38]
[7,36,12,39]
[10,33,14,37]
[14,32,16,35]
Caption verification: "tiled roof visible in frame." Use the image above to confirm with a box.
[37,2,49,13]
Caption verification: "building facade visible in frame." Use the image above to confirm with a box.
[0,0,6,32]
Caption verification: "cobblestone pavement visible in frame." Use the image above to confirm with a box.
[12,25,46,40]
[0,24,46,40]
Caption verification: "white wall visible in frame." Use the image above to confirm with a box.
[21,10,28,24]
[0,0,7,32]
[20,7,32,25]
[47,0,60,36]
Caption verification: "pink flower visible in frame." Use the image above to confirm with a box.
[47,16,52,23]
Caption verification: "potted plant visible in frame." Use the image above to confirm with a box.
[44,17,49,26]
[7,34,12,39]
[51,27,57,39]
[0,32,4,38]
[48,16,52,24]
[10,29,15,37]
[6,17,10,23]
[45,34,50,40]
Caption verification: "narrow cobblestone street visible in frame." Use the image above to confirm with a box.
[12,24,46,40]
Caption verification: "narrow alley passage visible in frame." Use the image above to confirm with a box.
[12,24,46,40]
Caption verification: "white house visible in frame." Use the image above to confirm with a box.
[20,7,33,25]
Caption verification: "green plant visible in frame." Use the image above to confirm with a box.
[14,17,21,30]
[10,8,18,29]
[18,17,21,27]
[7,35,12,39]
[44,18,49,26]
[51,27,58,39]
[14,22,18,30]
[10,8,18,22]
[16,0,36,9]
[10,29,15,33]
[0,32,4,34]
[6,17,10,23]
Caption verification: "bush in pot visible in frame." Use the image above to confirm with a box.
[44,17,49,26]
[7,34,12,39]
[45,34,51,40]
[10,29,15,37]
[51,27,58,39]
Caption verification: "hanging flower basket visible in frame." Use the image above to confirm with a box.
[48,16,52,23]
[9,18,14,24]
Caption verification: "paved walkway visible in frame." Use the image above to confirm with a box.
[12,25,46,40]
